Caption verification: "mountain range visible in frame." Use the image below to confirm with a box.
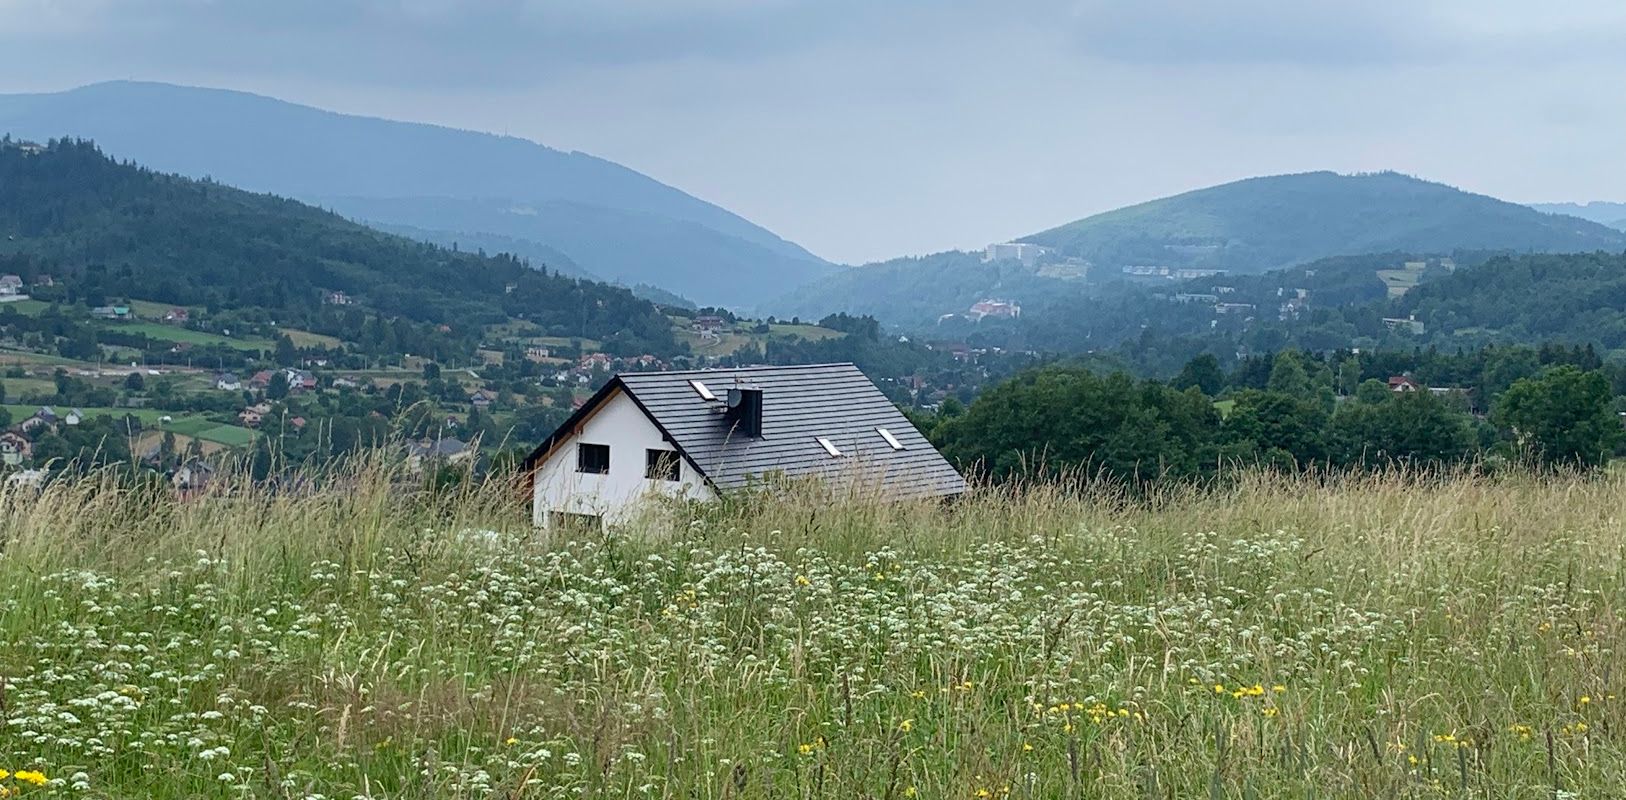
[1528,202,1626,231]
[778,172,1626,325]
[0,81,832,309]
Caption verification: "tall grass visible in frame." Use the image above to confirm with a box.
[1,459,1623,797]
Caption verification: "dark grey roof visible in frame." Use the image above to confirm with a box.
[408,437,469,458]
[535,363,965,498]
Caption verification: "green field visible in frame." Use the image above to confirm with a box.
[0,377,58,397]
[2,404,255,446]
[674,321,845,356]
[0,298,50,317]
[769,322,845,341]
[1377,263,1427,298]
[3,468,1624,796]
[280,328,344,348]
[532,335,601,351]
[125,298,188,318]
[99,320,273,351]
[160,416,259,446]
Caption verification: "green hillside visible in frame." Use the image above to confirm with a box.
[772,251,1072,326]
[0,138,677,357]
[1025,171,1626,273]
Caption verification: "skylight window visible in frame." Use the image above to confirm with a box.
[876,427,904,450]
[816,436,843,457]
[689,380,717,401]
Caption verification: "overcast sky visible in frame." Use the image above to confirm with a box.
[2,0,1624,263]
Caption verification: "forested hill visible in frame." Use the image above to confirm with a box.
[1000,250,1626,376]
[1024,171,1626,273]
[0,139,677,355]
[0,81,833,308]
[1393,251,1626,347]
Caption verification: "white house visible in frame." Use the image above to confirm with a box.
[522,363,966,529]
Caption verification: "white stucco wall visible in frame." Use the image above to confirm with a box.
[531,390,714,527]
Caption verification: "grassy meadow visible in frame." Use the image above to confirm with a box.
[0,463,1624,797]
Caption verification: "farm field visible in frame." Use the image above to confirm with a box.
[96,320,273,351]
[674,320,846,356]
[1,468,1623,797]
[0,404,255,446]
[131,429,228,455]
[1377,262,1427,298]
[279,327,344,348]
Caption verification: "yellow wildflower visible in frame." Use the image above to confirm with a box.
[795,574,811,587]
[898,719,914,733]
[911,690,926,699]
[1271,685,1286,693]
[1579,695,1592,705]
[1022,742,1034,752]
[1213,684,1225,694]
[1262,707,1279,718]
[505,737,519,746]
[13,771,46,787]
[904,789,916,798]
[0,770,9,780]
[797,743,817,756]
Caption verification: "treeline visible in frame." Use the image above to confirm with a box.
[0,140,680,358]
[925,344,1626,484]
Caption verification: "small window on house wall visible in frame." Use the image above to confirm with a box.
[646,449,681,481]
[577,443,610,474]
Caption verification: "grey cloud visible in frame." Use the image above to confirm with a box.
[3,0,1002,88]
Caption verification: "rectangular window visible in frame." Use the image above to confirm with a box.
[876,427,905,450]
[816,436,843,457]
[645,449,681,482]
[576,443,610,474]
[690,379,717,401]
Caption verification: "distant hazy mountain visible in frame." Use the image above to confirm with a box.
[1529,202,1626,231]
[1025,172,1625,272]
[0,81,832,308]
[779,171,1626,326]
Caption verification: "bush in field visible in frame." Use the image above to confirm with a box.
[1495,365,1625,468]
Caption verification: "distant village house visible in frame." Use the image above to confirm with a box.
[968,299,1021,320]
[0,431,30,467]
